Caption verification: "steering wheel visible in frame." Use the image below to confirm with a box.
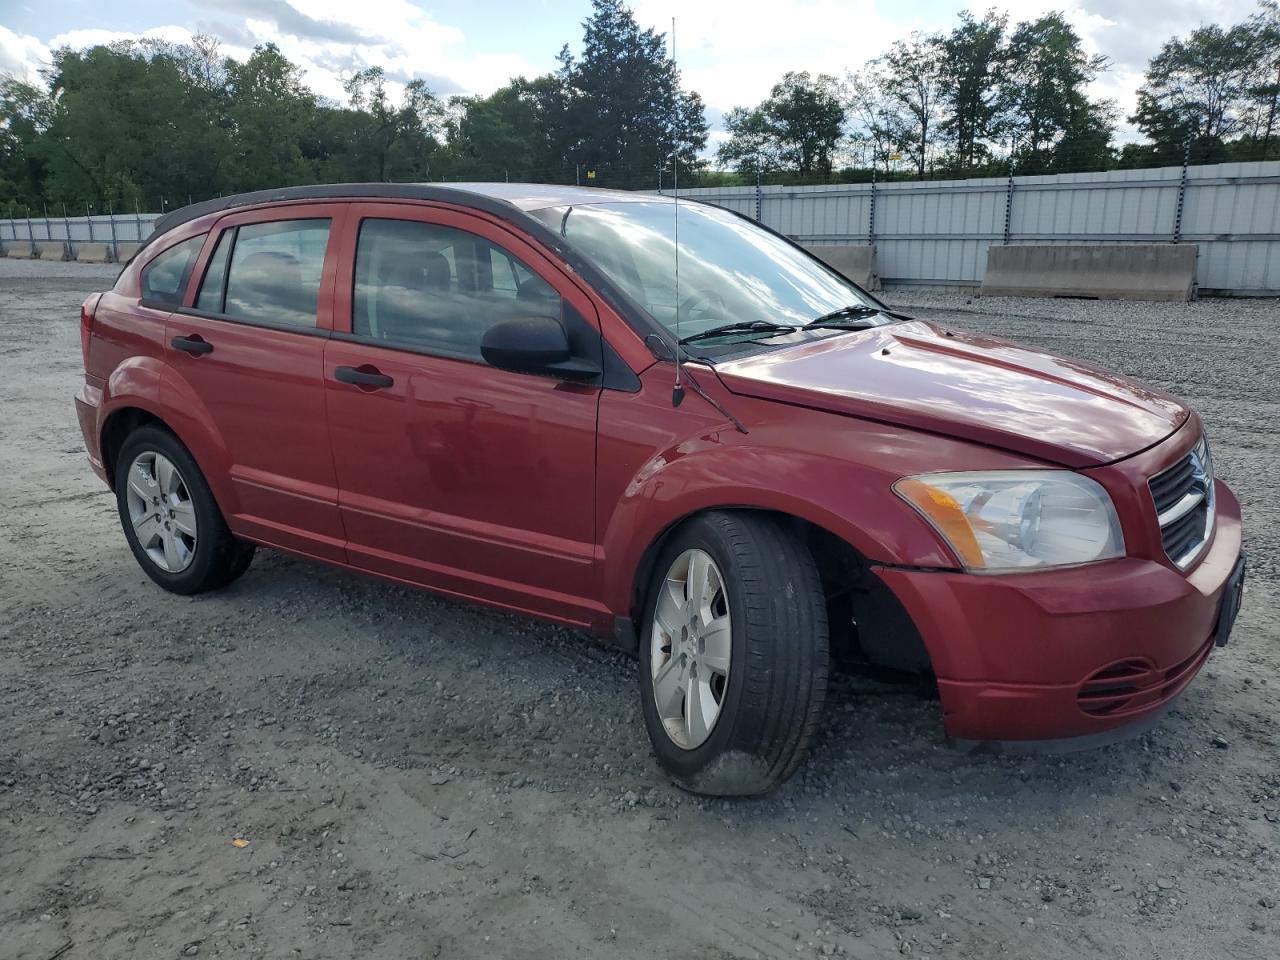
[678,290,728,327]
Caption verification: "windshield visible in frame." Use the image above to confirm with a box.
[529,200,881,341]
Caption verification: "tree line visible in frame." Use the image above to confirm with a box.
[0,0,706,211]
[721,2,1280,179]
[1,0,1278,212]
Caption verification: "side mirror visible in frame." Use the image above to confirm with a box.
[480,316,600,381]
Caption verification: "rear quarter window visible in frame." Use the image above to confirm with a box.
[140,235,205,307]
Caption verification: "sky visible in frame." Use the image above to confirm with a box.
[0,0,1264,147]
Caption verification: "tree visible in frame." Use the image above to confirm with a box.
[223,44,317,190]
[877,32,946,178]
[844,69,897,173]
[1053,97,1117,171]
[34,40,231,205]
[0,77,53,207]
[336,67,444,182]
[1001,13,1110,171]
[1248,1,1280,157]
[1131,2,1280,163]
[937,10,1007,170]
[445,78,553,181]
[557,0,707,185]
[718,72,845,176]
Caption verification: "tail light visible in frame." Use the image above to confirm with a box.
[80,293,102,369]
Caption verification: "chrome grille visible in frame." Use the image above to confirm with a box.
[1148,436,1215,570]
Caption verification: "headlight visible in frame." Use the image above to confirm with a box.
[893,471,1124,572]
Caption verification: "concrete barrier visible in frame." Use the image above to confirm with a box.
[1,242,36,259]
[74,242,114,263]
[34,240,68,261]
[981,243,1198,301]
[114,242,142,263]
[803,243,880,291]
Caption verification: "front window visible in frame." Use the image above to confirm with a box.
[530,200,880,341]
[352,218,562,361]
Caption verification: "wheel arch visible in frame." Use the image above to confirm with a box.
[97,357,237,516]
[623,506,934,678]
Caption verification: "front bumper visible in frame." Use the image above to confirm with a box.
[875,480,1243,745]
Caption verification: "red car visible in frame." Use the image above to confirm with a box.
[75,184,1246,795]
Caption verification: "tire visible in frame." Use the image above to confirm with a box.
[114,424,255,594]
[639,511,828,796]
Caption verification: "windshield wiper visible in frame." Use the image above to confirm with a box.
[805,304,913,328]
[678,320,800,344]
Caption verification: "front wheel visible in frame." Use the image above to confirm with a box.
[639,511,828,796]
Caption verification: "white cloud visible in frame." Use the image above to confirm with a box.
[48,25,199,51]
[230,0,541,104]
[0,24,49,83]
[632,0,919,115]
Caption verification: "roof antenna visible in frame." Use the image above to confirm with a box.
[670,16,685,408]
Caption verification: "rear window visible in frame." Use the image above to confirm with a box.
[140,235,204,307]
[196,219,330,328]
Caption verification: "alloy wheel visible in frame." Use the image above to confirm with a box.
[125,451,198,573]
[650,548,732,749]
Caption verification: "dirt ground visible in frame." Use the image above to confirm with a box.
[1,258,1277,960]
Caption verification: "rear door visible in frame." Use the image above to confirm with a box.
[165,203,348,561]
[322,202,603,626]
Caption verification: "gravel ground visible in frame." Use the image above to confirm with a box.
[1,258,1277,960]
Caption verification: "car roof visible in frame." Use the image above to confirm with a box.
[145,181,667,244]
[441,182,668,211]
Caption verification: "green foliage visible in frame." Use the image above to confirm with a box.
[1000,13,1108,170]
[0,0,707,206]
[937,10,1007,169]
[718,72,845,175]
[559,0,707,182]
[2,1,1278,208]
[876,33,947,178]
[1134,4,1280,160]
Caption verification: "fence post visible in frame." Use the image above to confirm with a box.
[26,209,35,257]
[1172,139,1190,244]
[755,166,762,222]
[868,166,877,245]
[1002,165,1016,245]
[108,202,118,261]
[86,202,95,243]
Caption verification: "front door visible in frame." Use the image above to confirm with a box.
[166,204,348,561]
[322,203,603,626]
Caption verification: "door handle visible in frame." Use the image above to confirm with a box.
[171,334,213,356]
[334,365,394,389]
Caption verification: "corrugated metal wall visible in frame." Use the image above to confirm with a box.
[668,160,1280,294]
[5,163,1276,293]
[0,213,160,245]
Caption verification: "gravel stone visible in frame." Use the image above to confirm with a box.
[0,265,1275,959]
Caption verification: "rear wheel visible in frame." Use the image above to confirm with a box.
[115,425,254,594]
[639,511,828,796]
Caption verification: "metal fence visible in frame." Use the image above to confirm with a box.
[0,212,161,260]
[667,160,1280,295]
[4,159,1277,293]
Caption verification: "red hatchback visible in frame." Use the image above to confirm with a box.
[75,184,1246,795]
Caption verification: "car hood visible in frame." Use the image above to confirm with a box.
[712,320,1188,468]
